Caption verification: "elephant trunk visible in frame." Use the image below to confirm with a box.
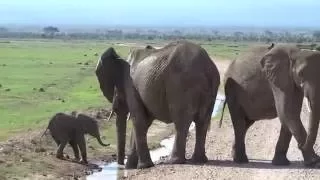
[116,114,127,165]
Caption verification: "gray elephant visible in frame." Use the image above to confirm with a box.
[41,112,110,164]
[95,40,220,169]
[220,43,320,167]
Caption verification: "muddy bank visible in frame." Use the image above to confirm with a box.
[0,107,175,180]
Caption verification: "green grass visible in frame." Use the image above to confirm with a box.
[200,41,251,59]
[0,39,131,140]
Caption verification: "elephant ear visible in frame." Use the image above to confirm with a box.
[100,47,120,66]
[96,47,129,102]
[260,47,291,90]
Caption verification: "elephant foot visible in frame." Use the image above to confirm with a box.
[56,153,64,160]
[272,154,290,166]
[232,151,249,163]
[191,153,208,164]
[125,161,137,169]
[80,159,88,165]
[125,154,138,169]
[137,160,154,169]
[304,154,320,168]
[117,159,125,165]
[71,157,80,163]
[232,145,249,164]
[167,156,186,164]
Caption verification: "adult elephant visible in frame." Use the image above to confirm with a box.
[220,43,320,167]
[95,40,220,169]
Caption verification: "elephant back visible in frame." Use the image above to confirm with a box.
[49,113,77,132]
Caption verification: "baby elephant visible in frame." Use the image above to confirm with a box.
[42,112,110,164]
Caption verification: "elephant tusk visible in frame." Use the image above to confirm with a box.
[107,110,114,121]
[305,98,311,113]
[126,113,131,121]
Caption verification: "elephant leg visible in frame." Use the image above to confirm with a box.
[274,89,320,167]
[69,140,80,161]
[77,135,88,164]
[230,103,254,163]
[169,115,193,164]
[56,140,67,160]
[191,114,210,163]
[279,117,318,166]
[51,135,60,146]
[272,124,292,165]
[301,112,320,167]
[127,117,153,169]
[125,129,138,169]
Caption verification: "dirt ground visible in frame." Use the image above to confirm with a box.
[0,108,116,180]
[117,59,320,180]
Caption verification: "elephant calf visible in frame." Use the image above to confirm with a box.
[42,112,110,164]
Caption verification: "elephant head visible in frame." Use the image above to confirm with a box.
[95,47,131,165]
[77,113,110,146]
[260,44,320,159]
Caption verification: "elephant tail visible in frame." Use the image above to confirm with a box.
[218,98,227,128]
[40,115,55,139]
[219,78,230,128]
[40,126,49,139]
[38,126,49,145]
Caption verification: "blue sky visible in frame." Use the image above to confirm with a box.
[1,0,320,27]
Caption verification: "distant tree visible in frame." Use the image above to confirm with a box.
[42,26,59,38]
[313,31,320,41]
[233,31,244,41]
[173,30,182,36]
[147,36,154,40]
[43,26,59,34]
[212,30,219,35]
[264,30,273,37]
[0,27,8,32]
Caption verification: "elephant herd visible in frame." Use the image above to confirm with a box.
[45,40,320,170]
[95,40,320,169]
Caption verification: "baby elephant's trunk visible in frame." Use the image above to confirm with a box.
[96,136,110,146]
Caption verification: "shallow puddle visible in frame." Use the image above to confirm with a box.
[86,94,225,180]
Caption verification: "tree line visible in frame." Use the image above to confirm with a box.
[1,26,320,44]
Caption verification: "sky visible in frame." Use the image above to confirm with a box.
[0,0,320,28]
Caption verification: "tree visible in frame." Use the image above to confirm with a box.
[42,26,59,38]
[233,31,244,41]
[264,30,273,37]
[0,27,8,32]
[313,31,320,41]
[43,26,59,34]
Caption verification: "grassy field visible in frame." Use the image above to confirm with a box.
[0,39,248,141]
[0,40,129,140]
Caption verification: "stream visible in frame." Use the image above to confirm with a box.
[86,94,225,180]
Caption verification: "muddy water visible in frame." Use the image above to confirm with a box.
[86,94,225,180]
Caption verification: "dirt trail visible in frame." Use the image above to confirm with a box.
[120,60,320,180]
